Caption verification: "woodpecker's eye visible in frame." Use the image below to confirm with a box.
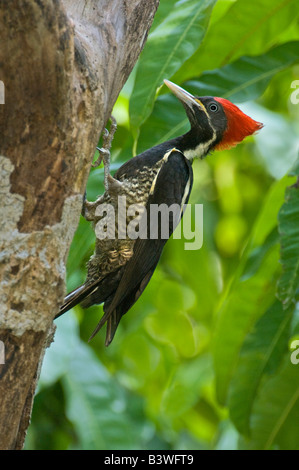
[208,102,219,112]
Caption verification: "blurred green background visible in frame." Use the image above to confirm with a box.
[26,0,299,450]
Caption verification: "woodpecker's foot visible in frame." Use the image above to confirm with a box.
[81,191,97,221]
[92,116,117,192]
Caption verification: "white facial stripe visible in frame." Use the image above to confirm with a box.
[184,130,217,160]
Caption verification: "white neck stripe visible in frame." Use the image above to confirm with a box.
[184,131,216,160]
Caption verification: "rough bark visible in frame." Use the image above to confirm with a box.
[0,0,159,450]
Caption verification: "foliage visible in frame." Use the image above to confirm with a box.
[26,0,299,450]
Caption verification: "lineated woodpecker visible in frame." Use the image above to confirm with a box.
[57,80,263,346]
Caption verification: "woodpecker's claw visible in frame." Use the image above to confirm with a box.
[92,116,117,192]
[81,190,98,222]
[81,190,87,217]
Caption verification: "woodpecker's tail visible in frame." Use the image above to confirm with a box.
[55,280,102,319]
[55,268,123,322]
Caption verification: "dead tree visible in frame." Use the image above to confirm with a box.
[0,0,159,450]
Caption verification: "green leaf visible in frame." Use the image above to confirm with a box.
[39,314,79,389]
[228,300,294,436]
[213,176,291,405]
[62,340,153,450]
[174,0,299,83]
[277,157,299,309]
[213,244,280,405]
[289,157,299,178]
[185,41,299,103]
[161,356,213,418]
[66,217,94,284]
[129,0,216,132]
[149,0,179,31]
[241,356,299,449]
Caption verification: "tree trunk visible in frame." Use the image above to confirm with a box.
[0,0,159,450]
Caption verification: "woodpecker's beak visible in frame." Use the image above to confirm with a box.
[164,79,206,113]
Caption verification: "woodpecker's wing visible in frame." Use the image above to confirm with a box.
[90,148,193,345]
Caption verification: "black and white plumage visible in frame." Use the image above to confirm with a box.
[58,146,193,346]
[57,80,263,345]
